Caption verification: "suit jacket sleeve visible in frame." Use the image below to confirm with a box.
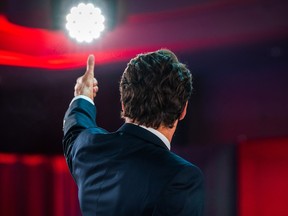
[153,165,205,216]
[62,98,106,171]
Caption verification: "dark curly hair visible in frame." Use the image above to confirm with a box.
[120,49,193,129]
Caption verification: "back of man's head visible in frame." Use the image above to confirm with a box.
[120,49,193,129]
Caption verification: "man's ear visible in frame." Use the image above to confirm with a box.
[179,101,188,121]
[121,102,125,113]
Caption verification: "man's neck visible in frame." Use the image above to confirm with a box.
[156,125,177,143]
[125,118,177,143]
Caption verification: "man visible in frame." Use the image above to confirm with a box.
[63,49,204,215]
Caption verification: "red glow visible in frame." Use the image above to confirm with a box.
[239,138,288,216]
[0,153,80,216]
[0,153,67,168]
[0,14,158,69]
[0,0,287,69]
[53,157,71,172]
[21,155,46,166]
[0,153,18,164]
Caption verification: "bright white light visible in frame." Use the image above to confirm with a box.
[65,3,105,43]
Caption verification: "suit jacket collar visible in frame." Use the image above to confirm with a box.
[117,123,169,150]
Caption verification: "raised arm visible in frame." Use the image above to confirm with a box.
[62,55,99,168]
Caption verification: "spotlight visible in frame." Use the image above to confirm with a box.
[65,3,105,43]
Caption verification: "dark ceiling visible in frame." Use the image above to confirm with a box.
[0,0,287,154]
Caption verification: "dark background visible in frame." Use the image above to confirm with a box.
[0,0,288,215]
[1,40,287,153]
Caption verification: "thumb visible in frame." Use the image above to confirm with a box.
[84,54,95,78]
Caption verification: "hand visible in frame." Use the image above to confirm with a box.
[74,55,99,100]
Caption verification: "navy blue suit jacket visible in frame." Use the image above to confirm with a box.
[63,98,204,216]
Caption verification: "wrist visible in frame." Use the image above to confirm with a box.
[70,95,94,106]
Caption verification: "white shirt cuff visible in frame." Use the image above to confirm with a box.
[70,95,94,106]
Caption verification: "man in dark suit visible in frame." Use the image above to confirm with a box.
[63,49,204,215]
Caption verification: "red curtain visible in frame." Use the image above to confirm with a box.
[238,138,288,216]
[0,154,81,216]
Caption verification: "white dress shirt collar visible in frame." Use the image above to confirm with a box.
[138,125,171,150]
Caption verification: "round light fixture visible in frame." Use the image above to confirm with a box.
[65,3,105,43]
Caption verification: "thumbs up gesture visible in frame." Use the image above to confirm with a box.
[74,55,99,100]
